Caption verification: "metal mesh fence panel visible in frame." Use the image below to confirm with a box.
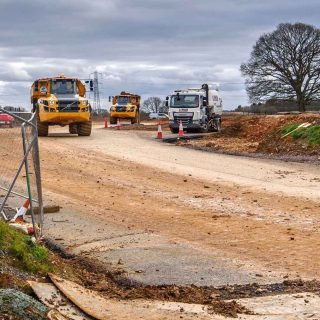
[0,108,43,238]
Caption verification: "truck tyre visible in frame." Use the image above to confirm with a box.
[200,123,208,133]
[78,121,92,136]
[131,112,139,124]
[110,116,117,125]
[69,124,78,134]
[36,112,49,137]
[170,127,179,134]
[212,118,222,132]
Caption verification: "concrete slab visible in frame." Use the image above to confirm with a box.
[237,292,320,319]
[45,209,281,287]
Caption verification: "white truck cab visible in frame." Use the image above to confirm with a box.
[166,84,223,133]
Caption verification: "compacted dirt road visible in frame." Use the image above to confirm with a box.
[38,124,320,282]
[2,123,320,318]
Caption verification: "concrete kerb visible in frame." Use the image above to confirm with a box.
[161,133,211,143]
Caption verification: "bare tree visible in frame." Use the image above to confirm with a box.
[241,23,320,112]
[142,97,162,113]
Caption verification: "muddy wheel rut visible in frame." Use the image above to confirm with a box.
[49,252,320,318]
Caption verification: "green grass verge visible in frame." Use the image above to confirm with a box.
[0,221,52,275]
[281,123,320,146]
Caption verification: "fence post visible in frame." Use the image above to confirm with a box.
[31,115,44,236]
[0,108,44,238]
[21,123,37,237]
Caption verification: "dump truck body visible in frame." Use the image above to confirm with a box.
[31,75,92,136]
[110,92,140,124]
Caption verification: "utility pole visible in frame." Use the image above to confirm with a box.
[93,71,101,113]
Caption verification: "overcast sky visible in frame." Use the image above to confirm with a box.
[0,0,319,110]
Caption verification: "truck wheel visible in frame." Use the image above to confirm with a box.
[131,112,139,124]
[110,116,117,125]
[78,121,92,136]
[170,128,179,134]
[200,123,208,133]
[36,113,49,137]
[69,124,78,134]
[213,118,222,132]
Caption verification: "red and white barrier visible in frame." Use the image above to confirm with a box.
[11,199,30,222]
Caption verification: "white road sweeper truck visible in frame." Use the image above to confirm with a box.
[166,84,223,133]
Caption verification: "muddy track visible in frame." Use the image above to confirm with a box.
[47,253,320,318]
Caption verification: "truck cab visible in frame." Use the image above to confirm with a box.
[167,84,222,133]
[31,75,92,136]
[110,92,140,125]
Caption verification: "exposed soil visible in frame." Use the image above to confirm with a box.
[1,123,320,318]
[177,114,320,159]
[37,253,320,318]
[3,248,320,318]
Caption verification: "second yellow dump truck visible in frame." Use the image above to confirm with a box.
[110,92,140,124]
[31,75,92,136]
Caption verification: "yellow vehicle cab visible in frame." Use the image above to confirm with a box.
[31,75,92,136]
[110,92,140,124]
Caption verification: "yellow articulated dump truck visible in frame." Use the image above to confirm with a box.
[31,74,92,136]
[110,92,140,125]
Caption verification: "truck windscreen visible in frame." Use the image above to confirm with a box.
[170,95,199,108]
[51,80,76,95]
[117,96,129,105]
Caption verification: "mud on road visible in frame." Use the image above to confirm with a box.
[2,123,320,318]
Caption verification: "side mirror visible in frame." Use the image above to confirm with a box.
[203,99,207,107]
[165,101,169,107]
[166,96,169,101]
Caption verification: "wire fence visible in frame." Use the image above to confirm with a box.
[0,108,43,238]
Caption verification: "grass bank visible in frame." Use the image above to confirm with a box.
[281,123,320,146]
[0,221,52,275]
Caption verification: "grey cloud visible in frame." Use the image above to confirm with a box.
[0,0,319,109]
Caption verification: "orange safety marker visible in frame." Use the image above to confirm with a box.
[104,117,108,128]
[12,199,30,222]
[116,118,121,130]
[178,120,184,137]
[157,122,163,139]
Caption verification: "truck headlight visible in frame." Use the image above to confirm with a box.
[82,100,87,106]
[50,100,55,105]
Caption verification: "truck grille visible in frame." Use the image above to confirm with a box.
[58,101,79,112]
[173,115,193,126]
[116,106,126,112]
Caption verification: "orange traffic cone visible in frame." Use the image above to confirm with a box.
[157,122,163,139]
[12,199,30,222]
[116,118,121,130]
[178,120,184,137]
[104,117,108,128]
